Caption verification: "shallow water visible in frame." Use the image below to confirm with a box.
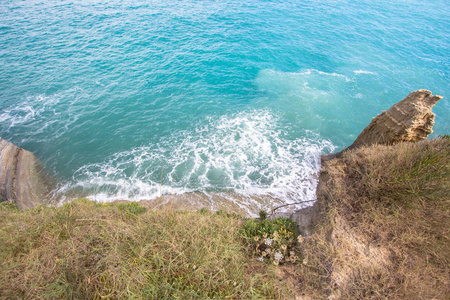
[0,0,448,215]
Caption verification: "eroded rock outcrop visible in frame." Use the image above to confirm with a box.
[347,89,442,150]
[0,138,52,209]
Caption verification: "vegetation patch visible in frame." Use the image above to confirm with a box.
[241,212,300,265]
[0,200,295,299]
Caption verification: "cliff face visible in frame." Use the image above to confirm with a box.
[347,89,442,150]
[0,138,52,209]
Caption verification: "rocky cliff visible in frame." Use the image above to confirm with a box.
[0,138,52,209]
[347,89,442,150]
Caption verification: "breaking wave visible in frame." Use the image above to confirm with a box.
[56,110,335,215]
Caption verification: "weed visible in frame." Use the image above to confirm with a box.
[0,201,19,211]
[197,207,210,215]
[258,210,267,220]
[116,202,147,215]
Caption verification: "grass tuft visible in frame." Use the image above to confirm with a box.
[242,217,299,265]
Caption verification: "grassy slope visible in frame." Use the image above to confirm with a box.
[296,138,450,299]
[0,138,448,299]
[0,202,293,299]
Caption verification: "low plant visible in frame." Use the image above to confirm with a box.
[0,201,19,211]
[116,201,147,215]
[241,215,301,265]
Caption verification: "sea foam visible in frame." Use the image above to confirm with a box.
[56,110,335,215]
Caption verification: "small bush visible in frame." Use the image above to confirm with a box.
[242,217,299,265]
[258,210,268,220]
[197,207,210,215]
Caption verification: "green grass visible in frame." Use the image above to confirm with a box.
[0,200,295,299]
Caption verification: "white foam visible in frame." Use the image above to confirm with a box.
[0,95,56,127]
[56,110,335,214]
[0,88,84,139]
[353,70,377,75]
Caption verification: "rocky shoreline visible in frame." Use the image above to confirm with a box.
[0,138,53,210]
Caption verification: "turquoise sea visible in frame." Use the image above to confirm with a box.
[1,0,448,214]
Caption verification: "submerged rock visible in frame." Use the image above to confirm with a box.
[347,89,442,150]
[0,138,52,209]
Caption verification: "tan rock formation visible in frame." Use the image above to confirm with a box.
[347,89,442,150]
[0,138,52,209]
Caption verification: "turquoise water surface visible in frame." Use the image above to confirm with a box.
[1,0,448,214]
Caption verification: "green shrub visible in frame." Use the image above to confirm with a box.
[197,207,210,215]
[241,216,299,265]
[116,202,147,215]
[258,210,268,220]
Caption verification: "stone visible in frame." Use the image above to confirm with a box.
[347,89,442,150]
[0,138,52,209]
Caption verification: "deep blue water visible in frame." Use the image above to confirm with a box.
[0,0,448,213]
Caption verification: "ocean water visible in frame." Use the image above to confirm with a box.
[1,0,448,215]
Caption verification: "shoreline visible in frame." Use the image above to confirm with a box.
[65,191,316,217]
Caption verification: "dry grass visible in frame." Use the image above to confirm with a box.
[295,138,450,299]
[0,201,293,299]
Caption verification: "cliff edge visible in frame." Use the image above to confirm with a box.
[0,138,52,209]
